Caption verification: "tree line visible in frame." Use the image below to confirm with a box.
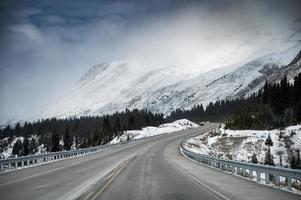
[1,109,164,156]
[226,73,301,130]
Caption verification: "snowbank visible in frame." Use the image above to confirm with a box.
[110,119,199,144]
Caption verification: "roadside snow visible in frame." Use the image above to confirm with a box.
[110,119,199,144]
[185,124,301,167]
[0,136,24,159]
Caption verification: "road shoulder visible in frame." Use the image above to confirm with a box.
[164,139,301,200]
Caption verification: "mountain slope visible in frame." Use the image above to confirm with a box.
[39,42,301,119]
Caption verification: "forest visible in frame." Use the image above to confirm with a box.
[0,109,164,156]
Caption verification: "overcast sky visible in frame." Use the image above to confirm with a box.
[0,0,301,123]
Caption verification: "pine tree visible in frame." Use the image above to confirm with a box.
[265,134,273,146]
[23,137,29,156]
[128,115,135,130]
[290,152,296,169]
[116,117,121,132]
[251,153,258,164]
[264,146,274,165]
[29,137,37,154]
[63,129,72,150]
[103,116,112,134]
[12,139,22,157]
[51,133,60,152]
[262,80,269,104]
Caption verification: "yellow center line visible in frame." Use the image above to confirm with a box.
[87,159,130,200]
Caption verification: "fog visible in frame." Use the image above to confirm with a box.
[0,0,300,123]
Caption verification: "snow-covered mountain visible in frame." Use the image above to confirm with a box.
[39,42,301,120]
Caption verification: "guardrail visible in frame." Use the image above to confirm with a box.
[180,138,301,192]
[0,127,193,173]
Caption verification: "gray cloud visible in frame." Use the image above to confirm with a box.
[0,0,301,123]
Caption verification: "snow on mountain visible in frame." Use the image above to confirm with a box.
[110,119,199,144]
[184,124,301,167]
[39,41,301,120]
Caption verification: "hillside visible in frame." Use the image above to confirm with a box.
[184,124,301,168]
[37,43,301,120]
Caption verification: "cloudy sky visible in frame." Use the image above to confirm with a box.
[0,0,301,123]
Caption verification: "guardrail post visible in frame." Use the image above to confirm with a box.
[275,175,280,186]
[242,168,246,176]
[8,163,11,170]
[287,178,292,191]
[15,162,18,169]
[257,171,261,182]
[21,161,24,168]
[265,173,270,184]
[0,164,3,171]
[231,165,235,174]
[249,170,253,179]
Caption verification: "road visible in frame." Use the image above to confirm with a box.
[0,123,300,200]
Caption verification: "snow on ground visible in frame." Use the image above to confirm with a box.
[0,135,47,159]
[110,119,199,144]
[185,124,301,167]
[0,136,24,159]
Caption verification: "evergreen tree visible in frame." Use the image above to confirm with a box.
[23,137,29,156]
[12,139,22,157]
[15,123,22,136]
[264,134,274,165]
[264,146,274,166]
[290,152,296,169]
[265,134,273,146]
[128,115,136,130]
[51,133,60,152]
[92,129,100,145]
[262,80,269,104]
[103,116,112,133]
[251,153,258,164]
[29,137,37,154]
[63,129,72,150]
[116,117,121,133]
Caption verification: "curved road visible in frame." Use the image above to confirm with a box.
[0,123,300,200]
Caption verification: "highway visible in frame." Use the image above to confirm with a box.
[0,123,300,200]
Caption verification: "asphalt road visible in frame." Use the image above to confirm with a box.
[0,123,300,200]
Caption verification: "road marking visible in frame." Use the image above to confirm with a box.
[166,157,231,200]
[86,159,130,200]
[34,183,50,189]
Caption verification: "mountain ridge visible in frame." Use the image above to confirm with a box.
[36,42,301,120]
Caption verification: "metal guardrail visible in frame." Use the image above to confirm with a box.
[180,137,301,192]
[0,130,183,173]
